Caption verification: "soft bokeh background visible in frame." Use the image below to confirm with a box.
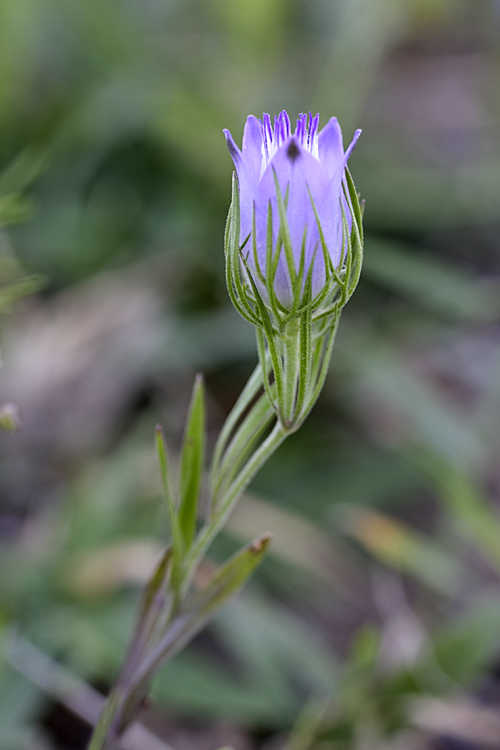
[1,0,500,748]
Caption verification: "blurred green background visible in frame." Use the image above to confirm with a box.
[1,0,500,748]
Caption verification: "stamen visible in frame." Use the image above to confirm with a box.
[262,113,273,163]
[309,113,320,158]
[263,114,273,148]
[296,114,306,146]
[278,111,287,146]
[260,121,269,162]
[283,111,291,138]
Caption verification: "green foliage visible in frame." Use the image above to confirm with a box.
[0,0,500,746]
[179,374,206,548]
[155,424,184,588]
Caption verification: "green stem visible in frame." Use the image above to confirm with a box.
[181,420,287,596]
[86,689,123,750]
[281,318,300,427]
[88,419,289,748]
[298,317,340,425]
[212,394,274,501]
[211,359,266,479]
[295,307,312,420]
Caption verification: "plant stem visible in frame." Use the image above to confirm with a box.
[87,417,288,748]
[211,359,267,485]
[182,419,287,596]
[87,335,297,747]
[281,318,300,427]
[86,688,123,750]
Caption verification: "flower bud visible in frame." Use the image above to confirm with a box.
[223,112,364,430]
[224,111,362,321]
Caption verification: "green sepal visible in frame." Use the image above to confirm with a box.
[225,173,261,327]
[264,200,285,319]
[301,318,340,423]
[179,374,205,550]
[345,167,363,245]
[251,204,266,285]
[272,170,297,292]
[306,185,344,293]
[295,292,313,421]
[287,226,308,319]
[343,169,364,300]
[256,327,278,411]
[340,201,351,306]
[240,254,285,412]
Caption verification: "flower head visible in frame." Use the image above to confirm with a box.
[224,111,361,308]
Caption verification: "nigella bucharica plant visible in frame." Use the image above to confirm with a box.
[87,112,363,750]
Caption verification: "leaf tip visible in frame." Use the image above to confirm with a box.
[250,532,273,554]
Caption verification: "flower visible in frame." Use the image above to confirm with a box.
[224,111,361,307]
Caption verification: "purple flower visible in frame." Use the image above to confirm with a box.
[224,111,361,307]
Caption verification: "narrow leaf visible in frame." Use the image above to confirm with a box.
[136,547,172,630]
[185,533,272,619]
[131,534,273,693]
[179,374,205,550]
[155,425,184,583]
[121,546,173,681]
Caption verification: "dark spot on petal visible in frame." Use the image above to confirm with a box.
[287,139,300,163]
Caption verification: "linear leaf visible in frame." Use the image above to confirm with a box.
[155,425,184,587]
[131,534,273,693]
[179,374,205,549]
[184,533,272,619]
[121,546,173,682]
